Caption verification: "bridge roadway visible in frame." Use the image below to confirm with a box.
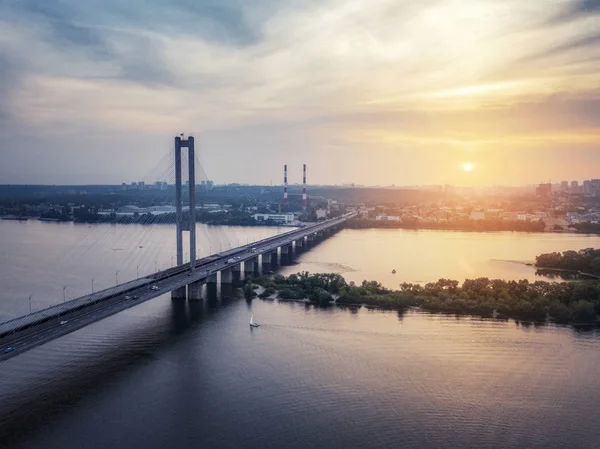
[0,213,355,361]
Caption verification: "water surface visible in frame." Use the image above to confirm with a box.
[282,228,600,287]
[1,298,599,448]
[3,222,600,448]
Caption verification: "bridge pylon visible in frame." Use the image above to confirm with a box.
[174,135,197,272]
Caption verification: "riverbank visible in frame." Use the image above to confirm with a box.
[346,217,600,235]
[248,272,600,326]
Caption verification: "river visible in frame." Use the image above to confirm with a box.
[2,221,600,448]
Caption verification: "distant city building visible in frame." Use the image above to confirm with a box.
[470,211,486,220]
[583,180,593,195]
[375,215,400,221]
[560,181,569,192]
[253,213,295,224]
[138,181,145,190]
[535,183,552,197]
[201,203,230,210]
[517,213,545,222]
[121,182,127,191]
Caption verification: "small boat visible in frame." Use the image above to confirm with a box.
[249,313,260,328]
[392,269,396,274]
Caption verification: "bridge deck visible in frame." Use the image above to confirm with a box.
[0,213,355,341]
[0,278,155,336]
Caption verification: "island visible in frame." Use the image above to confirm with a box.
[242,249,600,326]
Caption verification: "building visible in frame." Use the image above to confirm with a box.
[121,182,127,191]
[583,180,593,195]
[517,213,545,222]
[470,211,486,220]
[560,181,569,192]
[138,181,145,190]
[252,213,295,224]
[571,181,579,193]
[375,215,400,221]
[536,183,552,197]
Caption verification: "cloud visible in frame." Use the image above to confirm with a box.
[0,0,599,185]
[550,0,600,22]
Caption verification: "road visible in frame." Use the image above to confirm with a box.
[0,213,355,362]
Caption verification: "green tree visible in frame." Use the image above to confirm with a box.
[572,300,597,322]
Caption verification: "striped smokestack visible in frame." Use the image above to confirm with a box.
[284,164,288,203]
[302,164,307,206]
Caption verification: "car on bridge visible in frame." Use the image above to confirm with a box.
[151,285,160,291]
[3,346,16,354]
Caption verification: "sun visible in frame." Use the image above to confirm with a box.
[462,162,473,172]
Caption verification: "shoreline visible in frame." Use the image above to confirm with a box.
[243,272,600,328]
[3,216,600,235]
[251,292,600,329]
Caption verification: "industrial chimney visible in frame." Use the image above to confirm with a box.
[302,164,307,207]
[283,164,288,203]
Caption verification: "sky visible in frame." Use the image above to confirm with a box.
[0,0,599,186]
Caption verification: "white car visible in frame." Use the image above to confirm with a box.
[124,295,131,300]
[227,258,236,263]
[151,285,160,291]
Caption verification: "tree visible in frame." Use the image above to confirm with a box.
[243,282,256,299]
[572,300,597,322]
[549,301,572,324]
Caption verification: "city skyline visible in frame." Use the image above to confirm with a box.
[0,0,599,186]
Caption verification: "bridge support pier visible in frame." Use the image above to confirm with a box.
[231,263,242,286]
[220,268,234,297]
[171,286,187,300]
[257,254,264,276]
[280,244,292,265]
[188,279,205,301]
[262,252,275,273]
[206,273,218,301]
[244,257,258,279]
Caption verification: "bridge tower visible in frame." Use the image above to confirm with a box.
[174,135,196,272]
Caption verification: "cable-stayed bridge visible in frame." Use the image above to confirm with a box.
[0,136,356,361]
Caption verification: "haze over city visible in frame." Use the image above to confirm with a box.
[0,0,599,186]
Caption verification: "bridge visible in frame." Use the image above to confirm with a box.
[0,213,355,361]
